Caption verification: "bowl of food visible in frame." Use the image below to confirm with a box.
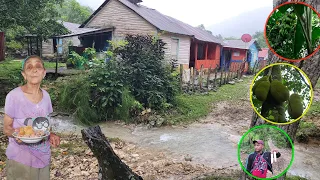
[13,126,50,144]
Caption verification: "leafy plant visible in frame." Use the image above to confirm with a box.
[83,47,96,60]
[89,60,124,120]
[115,88,143,122]
[266,3,320,59]
[55,74,99,124]
[67,51,87,69]
[114,34,177,109]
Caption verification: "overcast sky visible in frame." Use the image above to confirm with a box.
[76,0,272,27]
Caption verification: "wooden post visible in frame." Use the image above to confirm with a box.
[223,66,227,85]
[228,66,232,82]
[237,64,239,78]
[226,66,230,83]
[213,66,217,88]
[205,43,208,60]
[220,66,224,87]
[191,67,195,91]
[207,65,212,89]
[199,64,204,89]
[55,55,59,78]
[180,64,183,91]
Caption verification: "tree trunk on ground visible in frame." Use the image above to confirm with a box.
[81,126,143,180]
[240,1,320,179]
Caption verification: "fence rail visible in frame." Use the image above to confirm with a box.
[179,62,247,93]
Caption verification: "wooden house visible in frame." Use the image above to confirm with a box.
[222,39,261,72]
[78,0,224,69]
[258,48,269,69]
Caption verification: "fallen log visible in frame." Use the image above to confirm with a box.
[81,125,143,180]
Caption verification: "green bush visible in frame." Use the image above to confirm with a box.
[114,35,177,109]
[115,88,143,122]
[89,60,124,120]
[67,51,88,69]
[83,47,96,60]
[55,74,99,124]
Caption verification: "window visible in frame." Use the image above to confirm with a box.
[171,38,179,61]
[233,51,240,56]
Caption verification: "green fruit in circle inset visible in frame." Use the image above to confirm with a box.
[270,80,289,103]
[288,94,304,119]
[253,76,270,95]
[255,81,271,102]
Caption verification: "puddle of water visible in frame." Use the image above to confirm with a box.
[50,115,84,134]
[159,134,176,142]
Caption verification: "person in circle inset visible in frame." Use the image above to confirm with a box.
[245,140,281,178]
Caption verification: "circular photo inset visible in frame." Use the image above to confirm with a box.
[238,125,294,179]
[265,2,320,61]
[250,63,313,124]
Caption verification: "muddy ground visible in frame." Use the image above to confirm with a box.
[0,80,319,179]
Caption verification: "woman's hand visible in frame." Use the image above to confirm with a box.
[50,132,60,148]
[4,114,15,138]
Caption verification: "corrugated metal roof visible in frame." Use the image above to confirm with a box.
[119,0,193,36]
[163,16,224,44]
[53,22,113,38]
[80,0,223,44]
[63,22,96,35]
[119,0,223,44]
[223,39,261,51]
[258,48,269,58]
[224,40,254,49]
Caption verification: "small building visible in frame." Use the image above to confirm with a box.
[41,22,112,58]
[258,48,269,69]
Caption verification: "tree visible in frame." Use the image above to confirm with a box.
[57,0,93,24]
[241,0,320,179]
[0,0,69,39]
[224,36,240,40]
[253,31,268,48]
[197,24,213,34]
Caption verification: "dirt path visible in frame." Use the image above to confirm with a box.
[1,81,320,179]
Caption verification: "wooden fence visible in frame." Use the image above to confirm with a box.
[179,62,246,93]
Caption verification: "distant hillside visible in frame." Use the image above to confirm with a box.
[208,6,273,38]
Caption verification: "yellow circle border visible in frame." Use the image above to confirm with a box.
[250,63,314,125]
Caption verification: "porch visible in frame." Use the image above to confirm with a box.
[189,40,221,69]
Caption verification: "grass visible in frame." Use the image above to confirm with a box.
[166,77,251,124]
[285,176,309,180]
[0,59,66,79]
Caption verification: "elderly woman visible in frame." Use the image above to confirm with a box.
[3,55,60,180]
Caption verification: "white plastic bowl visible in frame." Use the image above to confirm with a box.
[13,131,50,144]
